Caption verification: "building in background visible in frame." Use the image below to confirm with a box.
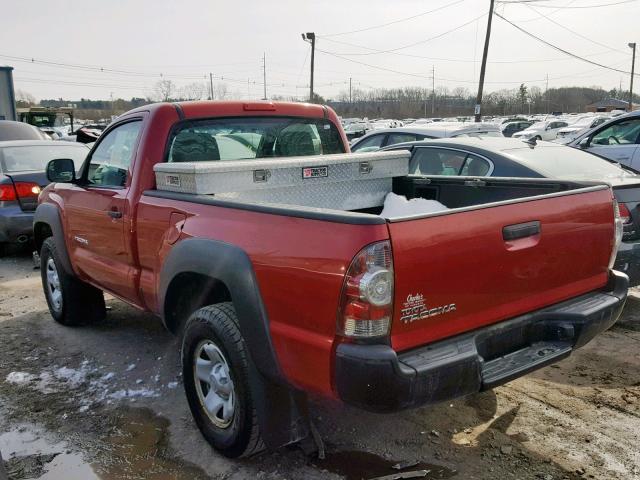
[587,98,630,113]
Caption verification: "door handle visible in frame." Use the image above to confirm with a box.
[503,221,540,241]
[108,209,122,219]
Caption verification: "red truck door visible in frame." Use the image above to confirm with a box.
[61,119,143,301]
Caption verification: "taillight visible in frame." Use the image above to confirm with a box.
[0,182,41,202]
[610,200,624,270]
[0,184,17,201]
[618,202,632,225]
[337,240,394,339]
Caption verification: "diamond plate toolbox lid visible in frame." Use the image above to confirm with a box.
[153,151,410,211]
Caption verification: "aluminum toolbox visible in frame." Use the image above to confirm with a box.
[154,151,410,211]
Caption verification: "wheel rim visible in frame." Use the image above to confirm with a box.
[193,340,236,429]
[46,257,62,313]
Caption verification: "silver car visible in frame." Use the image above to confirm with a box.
[568,111,640,168]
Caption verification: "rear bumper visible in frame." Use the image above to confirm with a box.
[0,205,34,243]
[614,241,640,287]
[335,270,628,412]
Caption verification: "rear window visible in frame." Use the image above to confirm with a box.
[168,116,345,162]
[504,145,639,180]
[0,144,88,173]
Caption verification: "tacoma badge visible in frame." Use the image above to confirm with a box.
[400,293,456,324]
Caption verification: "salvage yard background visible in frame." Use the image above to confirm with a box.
[0,252,638,480]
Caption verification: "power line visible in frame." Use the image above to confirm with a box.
[494,12,640,76]
[319,0,467,37]
[320,13,487,56]
[520,2,629,54]
[497,0,637,8]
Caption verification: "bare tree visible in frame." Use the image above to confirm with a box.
[180,82,207,101]
[153,79,176,102]
[213,82,229,100]
[16,89,36,106]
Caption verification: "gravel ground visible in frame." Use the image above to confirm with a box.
[0,252,639,480]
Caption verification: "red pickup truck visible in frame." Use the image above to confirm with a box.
[34,101,628,458]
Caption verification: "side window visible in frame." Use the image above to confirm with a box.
[592,119,640,146]
[352,134,385,152]
[460,153,491,176]
[410,148,467,175]
[86,121,141,187]
[386,133,417,146]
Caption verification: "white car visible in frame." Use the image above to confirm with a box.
[555,115,609,143]
[512,120,569,141]
[350,122,503,152]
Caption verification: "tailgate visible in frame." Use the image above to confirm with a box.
[389,186,615,352]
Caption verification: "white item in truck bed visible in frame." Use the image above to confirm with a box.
[379,192,448,219]
[153,151,410,211]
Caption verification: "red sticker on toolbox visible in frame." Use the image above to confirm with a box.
[302,166,328,179]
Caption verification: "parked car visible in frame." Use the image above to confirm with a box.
[344,122,371,141]
[556,115,609,143]
[351,122,503,153]
[512,120,569,141]
[501,120,533,138]
[568,110,640,168]
[36,101,626,459]
[0,120,48,141]
[383,136,640,285]
[0,141,89,254]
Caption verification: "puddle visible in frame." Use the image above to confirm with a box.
[0,408,208,480]
[0,426,97,480]
[314,450,456,480]
[93,407,208,479]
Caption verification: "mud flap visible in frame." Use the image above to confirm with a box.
[247,366,310,450]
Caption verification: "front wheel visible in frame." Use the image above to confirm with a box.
[40,237,105,326]
[182,303,264,458]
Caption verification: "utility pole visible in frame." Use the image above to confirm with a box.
[302,33,316,102]
[474,0,494,122]
[209,73,214,100]
[349,77,352,103]
[262,52,267,100]
[545,74,549,114]
[629,42,636,111]
[431,65,435,115]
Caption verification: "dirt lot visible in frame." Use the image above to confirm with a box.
[0,252,639,480]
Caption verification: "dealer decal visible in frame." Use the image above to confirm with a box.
[165,175,181,187]
[302,166,328,179]
[400,293,456,324]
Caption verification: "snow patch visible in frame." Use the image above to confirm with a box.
[5,371,36,385]
[108,388,159,400]
[167,382,178,389]
[380,192,448,219]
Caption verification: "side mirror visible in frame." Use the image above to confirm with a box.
[578,137,590,149]
[46,158,76,183]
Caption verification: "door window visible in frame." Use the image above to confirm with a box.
[411,148,491,176]
[591,119,640,146]
[386,133,418,146]
[352,134,386,152]
[86,121,142,187]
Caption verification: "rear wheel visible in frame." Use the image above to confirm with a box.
[182,303,264,458]
[40,237,105,326]
[535,135,542,141]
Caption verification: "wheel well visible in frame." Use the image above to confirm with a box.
[34,222,53,253]
[163,272,232,334]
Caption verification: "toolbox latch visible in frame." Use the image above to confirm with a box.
[253,169,271,183]
[359,162,372,175]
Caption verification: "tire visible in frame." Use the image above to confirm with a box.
[182,303,264,458]
[40,237,105,326]
[535,136,542,141]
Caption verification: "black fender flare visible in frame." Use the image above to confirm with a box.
[33,203,73,275]
[159,238,310,449]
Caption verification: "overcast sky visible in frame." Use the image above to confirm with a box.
[2,0,638,101]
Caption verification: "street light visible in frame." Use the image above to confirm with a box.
[629,42,636,112]
[302,32,315,103]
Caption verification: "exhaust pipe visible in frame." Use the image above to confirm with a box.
[16,234,29,244]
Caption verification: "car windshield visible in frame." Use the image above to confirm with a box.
[168,116,345,162]
[504,145,638,181]
[0,144,88,173]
